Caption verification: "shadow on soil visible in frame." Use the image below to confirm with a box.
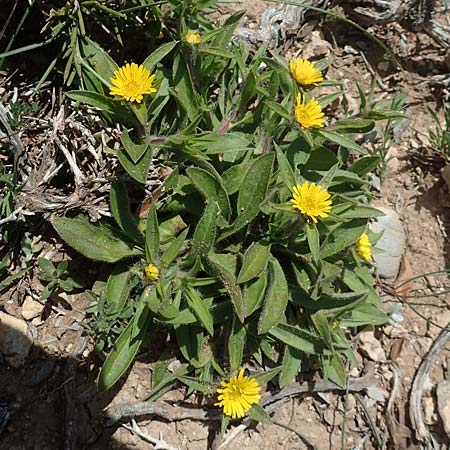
[0,320,158,450]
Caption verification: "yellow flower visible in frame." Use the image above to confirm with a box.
[291,181,332,223]
[294,94,325,129]
[185,31,202,45]
[215,369,261,419]
[290,57,323,86]
[144,263,159,281]
[356,233,372,260]
[109,63,157,103]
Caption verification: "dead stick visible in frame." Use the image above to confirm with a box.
[104,375,376,425]
[409,320,450,443]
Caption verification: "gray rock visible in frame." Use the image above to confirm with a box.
[369,206,405,279]
[0,312,33,368]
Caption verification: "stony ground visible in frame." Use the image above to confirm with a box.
[1,3,450,450]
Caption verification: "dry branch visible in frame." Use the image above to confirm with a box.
[104,375,377,425]
[409,320,450,444]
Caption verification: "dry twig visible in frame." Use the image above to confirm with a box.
[105,375,377,425]
[409,320,450,444]
[122,419,180,450]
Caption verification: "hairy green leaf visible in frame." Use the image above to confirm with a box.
[52,218,141,262]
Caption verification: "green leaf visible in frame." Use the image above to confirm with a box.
[331,119,375,133]
[79,36,118,86]
[258,258,288,334]
[66,90,117,114]
[191,133,251,155]
[185,287,214,336]
[279,346,302,387]
[228,316,246,371]
[147,363,189,401]
[98,291,149,391]
[187,167,231,220]
[248,404,273,424]
[106,263,136,310]
[306,222,320,264]
[340,302,388,327]
[145,204,160,264]
[52,217,141,262]
[191,202,218,257]
[220,153,274,240]
[320,219,367,259]
[253,366,282,385]
[38,258,56,276]
[117,145,153,184]
[143,41,178,71]
[205,253,245,323]
[120,129,148,164]
[129,101,147,127]
[161,228,189,265]
[237,240,270,284]
[311,311,333,350]
[275,142,296,189]
[348,156,381,176]
[243,271,267,317]
[172,55,199,122]
[319,162,340,189]
[317,129,367,154]
[199,47,235,58]
[293,290,368,313]
[239,70,256,112]
[222,161,250,195]
[110,181,143,244]
[339,206,384,220]
[264,99,292,120]
[269,323,325,354]
[322,355,346,386]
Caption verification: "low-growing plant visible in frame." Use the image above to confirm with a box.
[50,1,403,423]
[427,102,450,161]
[37,257,83,300]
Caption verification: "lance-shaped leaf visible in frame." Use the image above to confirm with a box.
[187,167,231,220]
[185,287,214,336]
[98,289,150,391]
[237,240,270,284]
[145,204,160,263]
[258,257,288,334]
[204,253,245,323]
[191,202,218,258]
[220,153,274,240]
[52,217,141,263]
[228,316,246,371]
[110,181,143,244]
[120,129,149,164]
[106,263,137,310]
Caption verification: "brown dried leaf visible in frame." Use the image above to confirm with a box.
[394,256,414,296]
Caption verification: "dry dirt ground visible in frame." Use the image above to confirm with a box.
[2,3,450,450]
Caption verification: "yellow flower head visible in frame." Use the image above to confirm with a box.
[109,63,157,103]
[144,263,159,281]
[215,369,261,419]
[290,57,323,86]
[185,31,202,45]
[291,181,332,223]
[294,94,325,129]
[356,233,372,260]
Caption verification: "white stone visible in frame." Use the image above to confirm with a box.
[369,206,405,279]
[359,330,386,362]
[0,311,33,367]
[21,296,44,320]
